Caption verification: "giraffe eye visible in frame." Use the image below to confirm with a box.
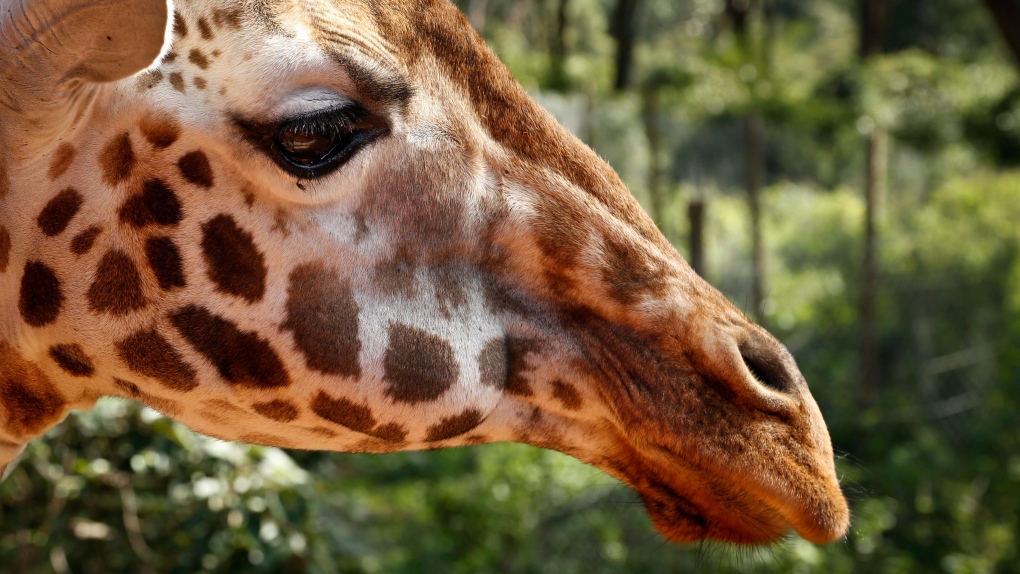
[276,127,345,167]
[271,105,385,178]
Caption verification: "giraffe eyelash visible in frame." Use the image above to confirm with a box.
[280,104,369,135]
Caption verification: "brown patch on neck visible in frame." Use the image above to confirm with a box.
[173,12,188,37]
[282,264,362,378]
[87,250,147,315]
[19,261,64,327]
[47,143,77,180]
[425,409,483,442]
[311,391,408,442]
[119,179,184,228]
[197,17,214,40]
[139,114,181,149]
[177,150,215,188]
[188,49,210,70]
[169,72,186,93]
[114,379,181,418]
[99,133,136,185]
[383,323,459,404]
[70,226,103,256]
[49,344,96,378]
[37,188,84,237]
[200,214,266,303]
[0,343,66,438]
[169,305,290,389]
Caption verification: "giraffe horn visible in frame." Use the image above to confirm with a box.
[0,0,172,112]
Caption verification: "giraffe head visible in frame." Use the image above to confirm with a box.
[0,0,850,544]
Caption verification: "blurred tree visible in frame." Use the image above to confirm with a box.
[858,0,888,408]
[611,0,640,90]
[981,0,1020,67]
[724,0,768,319]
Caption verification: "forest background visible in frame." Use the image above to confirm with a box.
[3,0,1020,572]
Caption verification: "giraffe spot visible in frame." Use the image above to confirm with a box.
[48,344,95,378]
[282,264,361,378]
[116,330,198,392]
[169,72,186,93]
[197,17,213,39]
[478,336,507,389]
[87,250,147,315]
[119,178,183,228]
[99,132,135,185]
[505,337,540,397]
[177,150,214,188]
[373,257,417,299]
[188,49,210,70]
[139,114,181,149]
[201,214,266,303]
[194,77,207,90]
[70,226,102,256]
[0,226,10,272]
[425,409,484,442]
[551,379,583,411]
[114,379,181,417]
[170,305,290,389]
[383,323,458,405]
[47,143,76,180]
[145,236,186,291]
[136,69,164,90]
[0,343,65,436]
[173,11,188,37]
[162,51,178,64]
[19,261,63,327]
[0,373,63,436]
[373,423,408,442]
[37,188,84,237]
[212,7,242,28]
[310,391,406,441]
[309,426,338,438]
[464,434,489,446]
[252,400,299,423]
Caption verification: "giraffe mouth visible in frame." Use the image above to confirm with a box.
[623,441,848,545]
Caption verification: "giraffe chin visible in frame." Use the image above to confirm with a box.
[610,442,851,546]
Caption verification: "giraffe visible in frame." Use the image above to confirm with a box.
[0,0,850,545]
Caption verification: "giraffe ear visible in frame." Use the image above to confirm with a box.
[0,0,172,105]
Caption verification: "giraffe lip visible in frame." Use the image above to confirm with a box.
[634,470,791,545]
[636,443,847,545]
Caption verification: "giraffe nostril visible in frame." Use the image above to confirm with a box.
[739,341,794,395]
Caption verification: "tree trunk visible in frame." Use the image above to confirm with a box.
[858,0,888,407]
[744,113,766,318]
[859,128,887,407]
[547,0,571,89]
[611,0,640,91]
[859,0,888,57]
[688,200,706,277]
[641,88,664,227]
[981,0,1020,68]
[466,0,489,35]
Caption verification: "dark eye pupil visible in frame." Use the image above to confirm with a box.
[277,129,341,166]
